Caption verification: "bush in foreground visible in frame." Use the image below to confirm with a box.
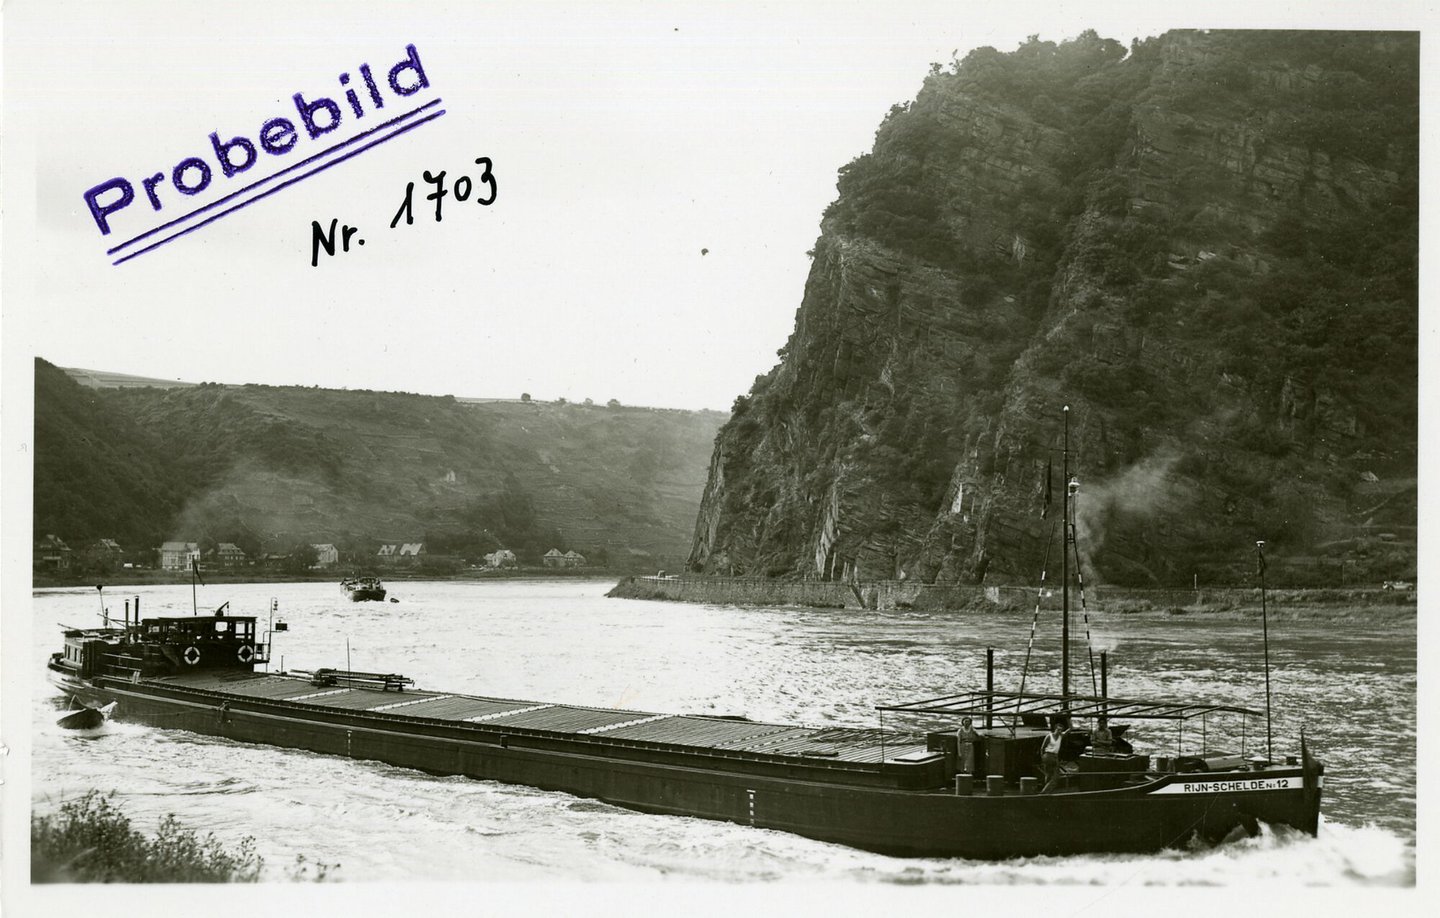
[32,791,262,883]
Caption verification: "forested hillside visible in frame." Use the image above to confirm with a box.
[34,359,188,550]
[34,359,725,569]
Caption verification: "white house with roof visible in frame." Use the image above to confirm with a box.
[159,541,200,571]
[378,542,425,564]
[311,543,339,568]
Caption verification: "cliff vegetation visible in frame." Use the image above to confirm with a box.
[689,30,1417,587]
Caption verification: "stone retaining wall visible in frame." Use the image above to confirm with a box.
[607,576,1415,613]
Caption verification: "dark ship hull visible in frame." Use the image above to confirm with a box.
[56,703,108,730]
[47,661,1321,859]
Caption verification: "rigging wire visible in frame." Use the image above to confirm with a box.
[1017,515,1060,712]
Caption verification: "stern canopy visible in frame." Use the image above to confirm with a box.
[877,690,1261,722]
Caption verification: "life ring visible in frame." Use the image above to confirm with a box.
[237,644,255,664]
[183,646,201,666]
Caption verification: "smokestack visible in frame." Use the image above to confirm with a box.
[986,647,994,729]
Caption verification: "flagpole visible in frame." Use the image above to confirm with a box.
[191,556,198,616]
[1257,540,1272,763]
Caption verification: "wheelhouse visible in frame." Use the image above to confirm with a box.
[54,614,270,680]
[140,615,260,645]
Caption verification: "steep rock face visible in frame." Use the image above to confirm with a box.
[690,30,1417,586]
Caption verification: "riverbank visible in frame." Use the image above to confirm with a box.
[607,575,1416,619]
[32,568,629,590]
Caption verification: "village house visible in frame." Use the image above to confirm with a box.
[216,543,248,567]
[378,542,425,565]
[484,548,517,569]
[82,538,125,569]
[159,541,200,571]
[35,534,73,571]
[542,548,587,568]
[311,543,339,568]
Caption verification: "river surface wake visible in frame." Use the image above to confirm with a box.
[30,579,1416,886]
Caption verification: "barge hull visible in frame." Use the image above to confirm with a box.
[59,674,1321,859]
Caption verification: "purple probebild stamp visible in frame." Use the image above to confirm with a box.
[84,44,444,265]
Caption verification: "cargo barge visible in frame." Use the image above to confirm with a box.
[45,407,1322,858]
[47,605,1321,859]
[340,576,386,602]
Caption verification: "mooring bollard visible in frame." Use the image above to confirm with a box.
[1019,776,1039,795]
[986,775,1005,796]
[954,774,973,795]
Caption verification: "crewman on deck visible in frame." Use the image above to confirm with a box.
[956,717,981,776]
[1041,722,1067,792]
[1092,718,1115,755]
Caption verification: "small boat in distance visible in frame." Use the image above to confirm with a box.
[341,575,386,602]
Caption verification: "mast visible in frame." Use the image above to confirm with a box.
[1257,540,1273,762]
[1061,405,1071,708]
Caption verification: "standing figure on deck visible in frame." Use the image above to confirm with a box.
[1041,722,1067,792]
[956,717,981,776]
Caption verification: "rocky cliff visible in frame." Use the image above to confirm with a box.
[688,30,1417,587]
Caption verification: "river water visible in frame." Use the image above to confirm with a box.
[29,579,1416,886]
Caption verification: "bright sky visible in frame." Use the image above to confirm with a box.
[4,0,1416,412]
